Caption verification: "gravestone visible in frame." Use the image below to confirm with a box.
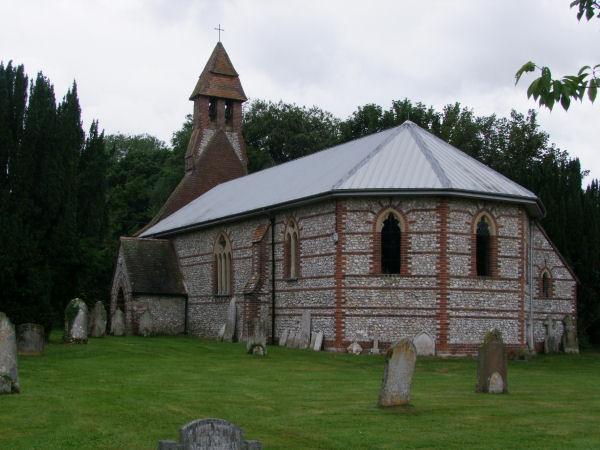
[64,298,88,344]
[278,329,289,346]
[370,336,380,355]
[377,337,416,406]
[218,324,226,341]
[223,298,237,342]
[309,332,317,350]
[285,330,296,348]
[347,341,362,355]
[89,301,107,338]
[476,329,507,394]
[313,331,323,351]
[17,323,44,356]
[299,311,311,349]
[412,331,435,356]
[111,309,125,336]
[543,316,560,354]
[562,314,579,354]
[158,418,262,449]
[0,313,20,394]
[246,318,267,356]
[139,310,153,337]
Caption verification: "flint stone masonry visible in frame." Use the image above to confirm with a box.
[111,309,125,336]
[64,298,88,344]
[378,338,416,406]
[0,313,20,394]
[89,302,107,338]
[139,310,153,337]
[476,329,507,394]
[412,332,435,356]
[158,418,262,450]
[17,323,44,356]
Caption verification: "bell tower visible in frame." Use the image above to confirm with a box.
[141,42,248,231]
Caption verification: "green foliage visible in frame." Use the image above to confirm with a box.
[515,2,599,110]
[1,336,600,448]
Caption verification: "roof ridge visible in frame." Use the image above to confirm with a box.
[331,124,406,190]
[406,123,452,188]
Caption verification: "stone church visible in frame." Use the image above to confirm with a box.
[110,42,577,356]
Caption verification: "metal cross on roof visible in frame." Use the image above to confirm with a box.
[215,24,224,42]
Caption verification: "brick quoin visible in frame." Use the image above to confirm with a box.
[334,199,347,350]
[436,199,450,353]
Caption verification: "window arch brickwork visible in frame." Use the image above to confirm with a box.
[372,208,408,275]
[539,269,553,299]
[471,211,498,277]
[213,232,233,295]
[283,218,301,279]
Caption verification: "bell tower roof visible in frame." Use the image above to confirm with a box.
[189,42,247,101]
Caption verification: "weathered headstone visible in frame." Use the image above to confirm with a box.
[64,298,88,344]
[285,330,296,348]
[562,314,579,354]
[309,332,317,350]
[313,331,323,351]
[158,418,262,449]
[347,341,362,355]
[370,336,380,355]
[111,309,125,336]
[299,311,311,349]
[0,313,20,394]
[278,329,289,346]
[378,337,416,406]
[543,316,560,354]
[222,298,237,342]
[476,329,508,394]
[246,318,267,356]
[89,301,107,338]
[526,321,535,353]
[412,331,435,356]
[218,323,226,341]
[17,323,44,356]
[138,310,153,337]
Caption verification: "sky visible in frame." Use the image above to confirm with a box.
[1,0,598,183]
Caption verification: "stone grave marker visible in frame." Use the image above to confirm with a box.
[158,418,262,449]
[313,331,323,351]
[476,329,508,394]
[285,330,296,348]
[309,332,317,350]
[299,311,311,349]
[347,341,362,355]
[111,309,125,336]
[246,318,267,356]
[64,298,88,344]
[279,329,289,346]
[562,314,579,354]
[218,323,226,341]
[139,310,153,337]
[223,298,237,342]
[543,316,560,353]
[412,331,435,356]
[17,323,44,356]
[0,312,20,394]
[89,301,107,338]
[370,336,380,355]
[378,337,416,406]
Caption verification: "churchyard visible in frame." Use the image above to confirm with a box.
[1,333,599,449]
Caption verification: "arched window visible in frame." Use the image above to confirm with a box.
[476,216,491,276]
[214,234,232,295]
[208,97,217,122]
[116,287,125,313]
[284,220,300,279]
[381,213,401,274]
[541,270,552,298]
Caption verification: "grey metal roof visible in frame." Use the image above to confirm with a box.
[141,121,543,237]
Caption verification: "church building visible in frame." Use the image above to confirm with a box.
[110,42,577,356]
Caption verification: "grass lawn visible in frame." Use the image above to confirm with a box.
[2,334,599,449]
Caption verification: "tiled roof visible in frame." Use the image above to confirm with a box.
[189,42,247,101]
[141,121,544,237]
[120,237,186,295]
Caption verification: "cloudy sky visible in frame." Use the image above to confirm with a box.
[1,0,598,182]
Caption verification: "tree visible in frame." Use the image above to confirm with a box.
[515,1,599,110]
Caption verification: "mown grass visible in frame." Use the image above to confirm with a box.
[2,334,599,449]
